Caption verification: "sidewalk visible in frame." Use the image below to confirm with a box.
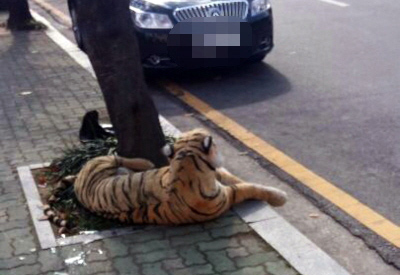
[0,14,299,275]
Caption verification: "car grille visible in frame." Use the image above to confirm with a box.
[173,0,249,22]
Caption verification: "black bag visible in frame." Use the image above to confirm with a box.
[79,110,114,143]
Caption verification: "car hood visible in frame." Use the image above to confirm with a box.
[145,0,226,9]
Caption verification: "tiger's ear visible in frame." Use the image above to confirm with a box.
[162,144,174,158]
[202,136,213,154]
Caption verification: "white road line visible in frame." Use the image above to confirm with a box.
[318,0,349,7]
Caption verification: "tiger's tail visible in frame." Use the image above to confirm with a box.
[42,175,77,234]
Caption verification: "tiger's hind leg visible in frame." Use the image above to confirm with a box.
[228,183,287,207]
[116,156,155,171]
[216,167,244,185]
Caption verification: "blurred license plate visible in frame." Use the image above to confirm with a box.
[168,16,252,67]
[193,33,241,47]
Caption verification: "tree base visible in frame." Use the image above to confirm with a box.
[6,19,47,31]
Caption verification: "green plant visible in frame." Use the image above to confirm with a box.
[49,137,118,181]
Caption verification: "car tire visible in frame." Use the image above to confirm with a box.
[68,1,86,52]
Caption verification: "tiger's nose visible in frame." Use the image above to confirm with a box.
[177,151,187,159]
[177,150,194,159]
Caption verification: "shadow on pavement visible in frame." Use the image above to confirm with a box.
[148,61,292,110]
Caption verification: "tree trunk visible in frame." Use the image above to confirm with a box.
[7,0,33,29]
[74,0,168,167]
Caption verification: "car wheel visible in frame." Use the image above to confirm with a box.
[69,3,85,52]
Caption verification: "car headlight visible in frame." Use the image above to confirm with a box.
[251,0,271,16]
[129,0,173,29]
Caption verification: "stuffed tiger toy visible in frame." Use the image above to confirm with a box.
[45,128,287,228]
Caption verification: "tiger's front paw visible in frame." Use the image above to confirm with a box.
[266,187,287,207]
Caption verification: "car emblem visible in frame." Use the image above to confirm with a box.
[208,8,221,17]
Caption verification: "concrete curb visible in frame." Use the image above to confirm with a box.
[30,10,352,275]
[32,0,72,27]
[17,162,150,248]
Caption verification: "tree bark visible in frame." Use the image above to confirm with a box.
[7,0,33,29]
[74,0,168,167]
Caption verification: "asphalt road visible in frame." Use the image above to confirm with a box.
[163,0,400,226]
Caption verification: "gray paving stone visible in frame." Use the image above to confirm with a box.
[65,263,91,275]
[60,243,84,259]
[129,239,170,254]
[205,250,236,272]
[165,225,204,237]
[95,272,118,275]
[223,266,266,275]
[42,270,69,275]
[84,241,108,262]
[265,261,298,275]
[202,214,244,230]
[114,256,140,275]
[38,249,65,273]
[142,262,169,275]
[236,252,280,268]
[0,215,7,223]
[170,232,212,247]
[171,264,215,275]
[0,193,21,204]
[162,258,185,270]
[239,235,273,254]
[0,219,30,232]
[210,223,252,238]
[12,236,37,256]
[0,226,31,239]
[6,205,29,221]
[0,240,13,258]
[0,254,37,269]
[0,263,41,275]
[226,247,249,258]
[198,237,240,251]
[178,246,206,266]
[124,230,164,244]
[102,237,129,258]
[84,260,114,274]
[135,249,178,263]
[85,249,108,262]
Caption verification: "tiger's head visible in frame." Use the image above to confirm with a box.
[162,128,222,181]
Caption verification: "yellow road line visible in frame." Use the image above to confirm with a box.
[161,80,400,248]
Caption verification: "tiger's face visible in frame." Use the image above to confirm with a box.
[162,129,222,178]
